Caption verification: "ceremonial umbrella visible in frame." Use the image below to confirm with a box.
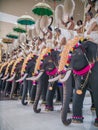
[32,1,53,16]
[2,38,14,59]
[6,32,19,39]
[2,38,14,44]
[17,15,35,41]
[13,25,27,33]
[17,15,35,26]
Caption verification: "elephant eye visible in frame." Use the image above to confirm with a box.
[78,52,81,55]
[48,60,52,62]
[72,52,76,56]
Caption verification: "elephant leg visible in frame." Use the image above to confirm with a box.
[0,78,2,92]
[46,81,57,111]
[61,73,73,126]
[88,88,95,110]
[21,79,28,105]
[58,86,63,103]
[16,82,21,97]
[19,83,23,97]
[4,81,10,96]
[92,84,98,127]
[55,86,61,102]
[72,76,86,123]
[28,80,32,99]
[1,80,6,92]
[30,85,37,103]
[72,75,86,123]
[10,79,16,99]
[72,89,86,122]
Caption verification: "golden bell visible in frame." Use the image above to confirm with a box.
[49,86,53,90]
[76,89,83,95]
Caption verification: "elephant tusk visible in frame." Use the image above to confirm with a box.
[48,75,61,82]
[0,73,3,78]
[6,74,16,82]
[16,73,28,82]
[26,71,44,81]
[2,74,9,80]
[59,70,72,83]
[26,76,35,81]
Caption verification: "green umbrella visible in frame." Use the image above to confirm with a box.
[13,25,27,33]
[17,15,35,25]
[32,2,53,16]
[6,32,19,39]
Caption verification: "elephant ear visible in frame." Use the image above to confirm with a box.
[51,50,60,66]
[82,40,97,62]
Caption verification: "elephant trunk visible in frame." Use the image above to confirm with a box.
[0,73,3,78]
[21,79,28,105]
[61,73,73,125]
[33,73,47,113]
[2,73,9,80]
[59,70,72,83]
[16,73,28,83]
[7,74,16,82]
[33,79,43,113]
[48,75,61,82]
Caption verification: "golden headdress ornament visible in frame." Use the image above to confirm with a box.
[21,53,34,75]
[58,36,82,72]
[33,48,51,75]
[5,60,15,76]
[0,62,9,73]
[11,57,24,76]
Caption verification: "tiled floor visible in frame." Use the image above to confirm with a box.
[0,95,98,130]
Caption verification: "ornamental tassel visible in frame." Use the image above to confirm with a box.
[40,15,49,32]
[35,20,40,36]
[95,0,98,12]
[27,29,33,40]
[19,33,26,43]
[64,0,75,17]
[55,4,64,28]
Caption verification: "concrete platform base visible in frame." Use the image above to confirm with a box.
[0,96,98,130]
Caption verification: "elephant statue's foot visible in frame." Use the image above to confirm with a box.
[0,90,3,94]
[45,105,54,111]
[10,94,18,100]
[94,118,98,127]
[41,101,46,105]
[29,100,34,104]
[54,101,62,105]
[90,104,96,111]
[5,92,9,97]
[18,96,22,99]
[62,119,72,126]
[72,116,84,123]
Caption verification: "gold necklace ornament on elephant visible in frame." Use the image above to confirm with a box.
[49,82,54,91]
[76,71,90,95]
[49,86,53,90]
